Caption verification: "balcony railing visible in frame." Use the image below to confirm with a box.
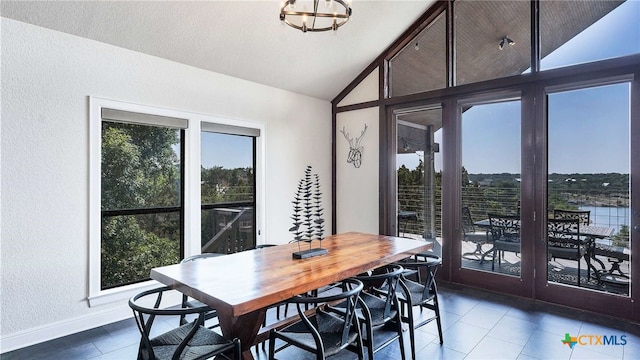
[398,185,630,242]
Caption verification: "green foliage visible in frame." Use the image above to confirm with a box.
[611,225,630,247]
[101,216,180,289]
[201,166,254,204]
[101,122,181,289]
[101,122,180,210]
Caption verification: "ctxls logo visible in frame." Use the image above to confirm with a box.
[561,333,627,349]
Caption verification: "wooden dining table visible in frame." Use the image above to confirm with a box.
[150,231,433,359]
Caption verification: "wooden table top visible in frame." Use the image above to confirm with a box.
[150,232,432,317]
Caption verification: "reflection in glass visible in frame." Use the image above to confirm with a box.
[201,132,255,254]
[541,0,640,70]
[547,83,630,296]
[461,100,521,276]
[396,108,443,256]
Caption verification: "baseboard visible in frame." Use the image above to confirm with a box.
[0,304,132,354]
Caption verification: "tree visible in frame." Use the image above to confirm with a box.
[101,122,181,289]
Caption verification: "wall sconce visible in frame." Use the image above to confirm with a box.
[498,36,515,50]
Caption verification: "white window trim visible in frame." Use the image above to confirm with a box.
[89,97,265,306]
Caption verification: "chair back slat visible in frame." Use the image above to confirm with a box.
[548,218,581,247]
[553,209,590,226]
[488,213,520,242]
[289,278,364,349]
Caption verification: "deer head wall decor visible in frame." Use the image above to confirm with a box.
[340,124,368,168]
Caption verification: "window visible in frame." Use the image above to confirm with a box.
[200,125,258,254]
[540,0,640,70]
[390,12,447,97]
[100,109,187,290]
[454,0,531,85]
[89,98,264,305]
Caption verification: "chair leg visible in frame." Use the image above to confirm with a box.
[491,248,497,271]
[364,321,374,360]
[405,303,416,360]
[395,308,407,360]
[235,338,242,360]
[577,258,581,287]
[433,293,443,344]
[268,330,276,360]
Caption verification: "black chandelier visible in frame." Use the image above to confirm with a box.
[280,0,352,33]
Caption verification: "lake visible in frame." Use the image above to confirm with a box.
[579,205,629,235]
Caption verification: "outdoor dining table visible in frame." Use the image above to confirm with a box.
[150,231,432,360]
[473,218,615,277]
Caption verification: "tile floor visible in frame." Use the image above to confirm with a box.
[2,283,639,360]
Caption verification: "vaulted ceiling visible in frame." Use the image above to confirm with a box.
[1,0,436,101]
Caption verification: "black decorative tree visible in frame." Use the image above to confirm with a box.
[289,166,326,259]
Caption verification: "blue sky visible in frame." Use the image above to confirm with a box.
[201,132,253,169]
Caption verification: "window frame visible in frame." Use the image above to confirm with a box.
[89,97,265,306]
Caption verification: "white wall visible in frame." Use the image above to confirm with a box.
[336,107,380,233]
[335,66,380,234]
[0,18,332,350]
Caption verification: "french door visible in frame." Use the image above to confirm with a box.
[384,75,638,320]
[534,79,636,318]
[450,92,534,297]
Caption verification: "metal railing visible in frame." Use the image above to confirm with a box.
[398,185,630,241]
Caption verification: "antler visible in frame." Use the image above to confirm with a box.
[355,124,368,145]
[340,126,354,147]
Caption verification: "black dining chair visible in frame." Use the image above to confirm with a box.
[329,265,406,359]
[394,253,443,360]
[352,264,407,360]
[268,278,365,360]
[129,286,241,360]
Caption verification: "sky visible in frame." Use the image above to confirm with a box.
[400,0,639,174]
[201,132,253,169]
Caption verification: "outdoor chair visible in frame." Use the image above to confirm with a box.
[268,278,365,360]
[332,264,406,360]
[393,253,443,360]
[488,214,521,271]
[553,209,590,226]
[547,218,586,286]
[594,243,630,288]
[461,206,491,261]
[129,286,241,360]
[179,253,224,327]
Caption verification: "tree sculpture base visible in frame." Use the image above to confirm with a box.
[292,248,328,259]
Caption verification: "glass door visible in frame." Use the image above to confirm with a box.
[454,95,531,296]
[395,106,443,256]
[539,81,633,308]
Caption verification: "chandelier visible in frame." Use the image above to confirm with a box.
[280,0,352,33]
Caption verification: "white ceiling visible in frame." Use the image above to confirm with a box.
[1,0,435,101]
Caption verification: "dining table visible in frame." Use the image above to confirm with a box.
[150,231,433,360]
